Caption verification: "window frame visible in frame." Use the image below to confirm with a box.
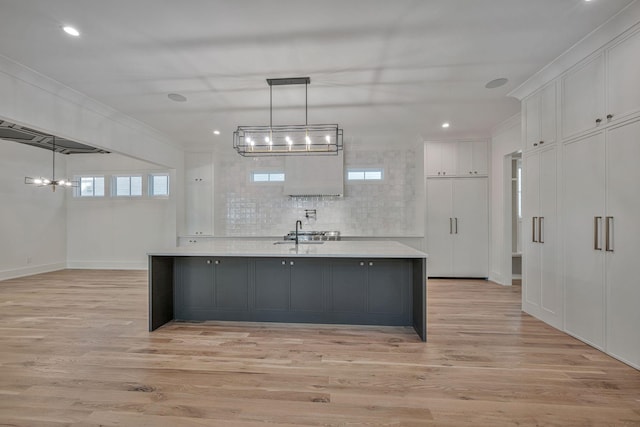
[346,168,384,181]
[250,171,286,183]
[112,174,143,197]
[149,173,170,197]
[76,175,106,198]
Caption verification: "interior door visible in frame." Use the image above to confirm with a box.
[563,132,606,349]
[452,178,488,278]
[605,119,640,368]
[426,179,454,277]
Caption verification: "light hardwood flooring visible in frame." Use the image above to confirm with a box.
[0,270,639,426]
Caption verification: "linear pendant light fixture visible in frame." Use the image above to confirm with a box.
[24,135,77,191]
[233,77,343,156]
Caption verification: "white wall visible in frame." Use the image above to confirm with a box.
[0,140,67,280]
[489,114,522,285]
[210,140,424,238]
[66,153,177,269]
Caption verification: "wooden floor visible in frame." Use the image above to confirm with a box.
[0,271,639,426]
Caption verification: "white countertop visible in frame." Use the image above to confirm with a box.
[149,240,427,259]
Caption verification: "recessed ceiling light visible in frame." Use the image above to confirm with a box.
[168,93,187,102]
[442,122,450,129]
[485,78,509,89]
[213,130,220,135]
[62,26,80,37]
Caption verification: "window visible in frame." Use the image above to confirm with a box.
[149,174,170,196]
[347,168,384,181]
[113,175,142,196]
[78,176,105,197]
[251,172,285,182]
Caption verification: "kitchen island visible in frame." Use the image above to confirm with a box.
[148,240,427,340]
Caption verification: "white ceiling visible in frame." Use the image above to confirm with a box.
[0,0,634,149]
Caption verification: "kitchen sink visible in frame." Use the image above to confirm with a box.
[273,240,325,245]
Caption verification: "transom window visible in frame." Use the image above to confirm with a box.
[149,174,170,196]
[251,172,285,182]
[78,176,105,197]
[113,175,143,196]
[347,168,384,181]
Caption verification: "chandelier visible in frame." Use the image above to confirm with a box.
[24,135,77,191]
[233,77,343,156]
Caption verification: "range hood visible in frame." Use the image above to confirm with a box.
[0,119,109,154]
[283,151,344,197]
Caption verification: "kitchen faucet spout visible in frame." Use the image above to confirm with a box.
[295,220,302,245]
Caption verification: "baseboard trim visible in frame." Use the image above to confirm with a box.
[0,262,67,281]
[66,261,148,270]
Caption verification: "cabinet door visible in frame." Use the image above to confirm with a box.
[539,82,557,147]
[539,147,560,325]
[185,152,213,184]
[607,30,640,124]
[605,119,640,367]
[185,183,213,235]
[254,259,289,311]
[563,132,606,348]
[522,152,541,310]
[174,257,214,318]
[214,258,249,310]
[330,259,367,312]
[426,179,454,276]
[440,142,457,176]
[290,259,325,312]
[367,260,408,315]
[471,140,488,175]
[562,54,605,139]
[456,141,474,176]
[524,93,541,150]
[452,178,488,277]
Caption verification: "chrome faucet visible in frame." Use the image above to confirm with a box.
[295,220,302,245]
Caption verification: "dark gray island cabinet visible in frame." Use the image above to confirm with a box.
[149,241,427,341]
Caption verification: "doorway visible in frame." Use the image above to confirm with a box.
[503,151,522,286]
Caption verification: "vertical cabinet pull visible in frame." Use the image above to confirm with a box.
[532,217,538,243]
[594,217,602,250]
[605,216,614,252]
[538,217,544,243]
[455,218,458,234]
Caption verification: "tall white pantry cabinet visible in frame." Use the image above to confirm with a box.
[425,140,489,278]
[520,23,640,369]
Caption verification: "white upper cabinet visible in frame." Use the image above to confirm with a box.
[425,142,456,177]
[456,140,488,176]
[607,29,640,124]
[524,82,557,150]
[426,140,486,177]
[561,54,605,140]
[184,152,213,236]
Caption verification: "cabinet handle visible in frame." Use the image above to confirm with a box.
[539,141,544,145]
[607,114,613,120]
[532,217,538,243]
[605,216,614,252]
[455,217,458,234]
[449,218,453,234]
[282,260,286,265]
[369,261,374,266]
[474,171,478,174]
[206,260,212,264]
[438,172,441,176]
[290,261,294,266]
[594,216,602,250]
[443,171,446,176]
[359,261,365,266]
[596,118,602,124]
[538,217,544,244]
[469,171,473,175]
[533,143,538,147]
[215,260,220,265]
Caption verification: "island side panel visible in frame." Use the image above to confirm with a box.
[412,258,427,341]
[149,256,175,331]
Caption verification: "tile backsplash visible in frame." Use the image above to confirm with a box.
[213,144,421,236]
